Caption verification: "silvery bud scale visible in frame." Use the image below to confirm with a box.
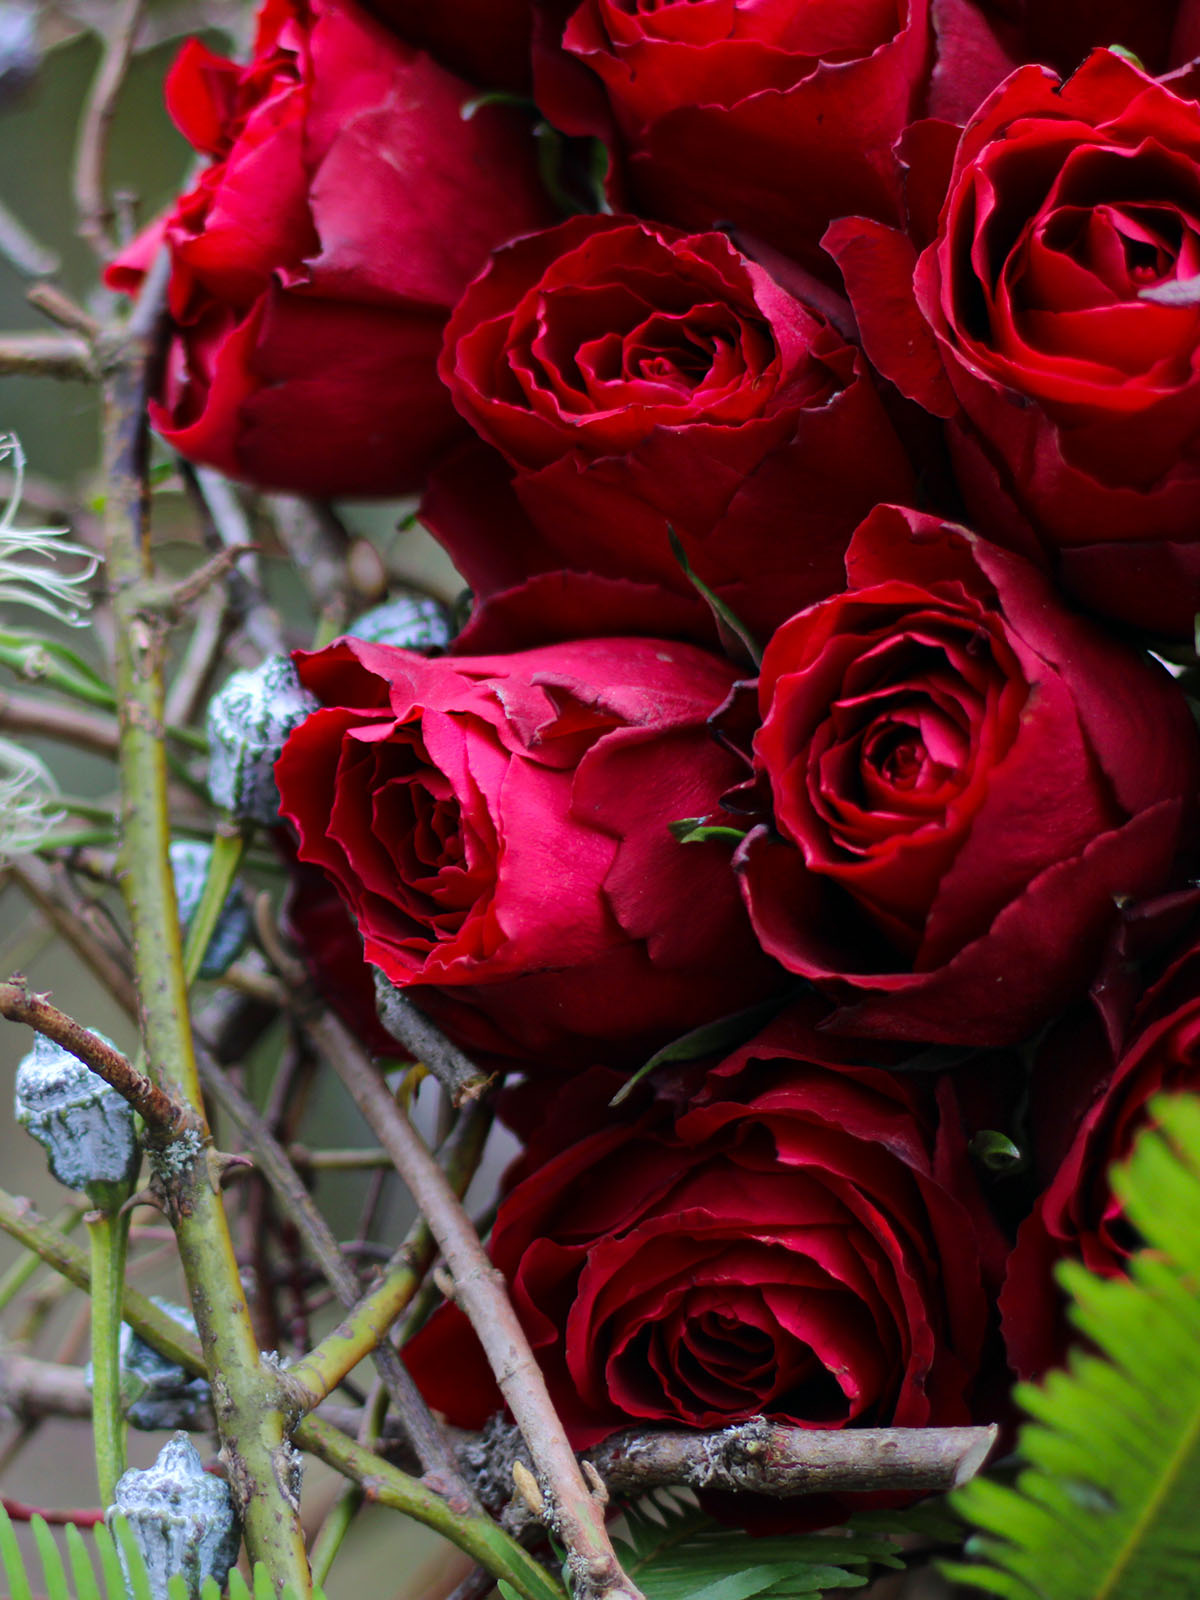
[86,1297,212,1430]
[107,1432,240,1600]
[347,591,452,651]
[206,655,318,825]
[14,1031,139,1198]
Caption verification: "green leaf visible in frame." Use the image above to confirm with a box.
[948,1092,1200,1598]
[666,527,761,667]
[609,993,794,1107]
[609,1491,905,1600]
[668,817,749,847]
[968,1130,1025,1174]
[0,629,115,708]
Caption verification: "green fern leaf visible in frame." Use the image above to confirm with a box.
[0,1503,35,1600]
[64,1521,104,1600]
[610,1489,907,1600]
[947,1093,1200,1598]
[31,1515,73,1600]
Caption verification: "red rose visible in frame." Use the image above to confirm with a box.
[929,0,1200,122]
[736,504,1199,1045]
[275,635,782,1068]
[406,1008,1003,1461]
[106,0,550,497]
[1002,929,1200,1378]
[426,214,914,649]
[540,0,932,272]
[355,0,533,91]
[835,50,1200,633]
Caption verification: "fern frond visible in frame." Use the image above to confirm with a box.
[947,1092,1200,1599]
[609,1488,906,1600]
[0,433,100,626]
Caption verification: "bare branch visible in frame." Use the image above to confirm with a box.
[374,980,494,1107]
[585,1419,999,1500]
[0,198,60,280]
[73,0,147,260]
[0,333,94,381]
[26,283,102,342]
[301,1001,644,1600]
[0,974,188,1132]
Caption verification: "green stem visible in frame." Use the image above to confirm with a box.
[0,1190,567,1600]
[301,1416,566,1600]
[180,827,247,986]
[0,1203,84,1315]
[86,1205,130,1502]
[100,317,311,1592]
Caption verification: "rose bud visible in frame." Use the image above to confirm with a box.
[1003,927,1200,1379]
[15,1033,139,1208]
[537,0,932,274]
[105,0,552,497]
[736,504,1200,1046]
[425,214,914,649]
[406,1009,1004,1530]
[206,655,318,826]
[275,635,785,1070]
[831,49,1200,634]
[107,1433,240,1600]
[346,593,453,653]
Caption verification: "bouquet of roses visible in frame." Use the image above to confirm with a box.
[5,0,1200,1596]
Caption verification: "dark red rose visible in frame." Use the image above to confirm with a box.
[833,50,1200,634]
[106,0,550,497]
[736,503,1200,1046]
[1002,929,1200,1378]
[538,0,932,273]
[406,1008,1004,1472]
[426,214,915,649]
[274,635,783,1069]
[355,0,533,90]
[929,0,1200,122]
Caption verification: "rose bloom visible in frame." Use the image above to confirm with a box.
[833,49,1200,634]
[537,0,932,272]
[736,504,1199,1046]
[356,0,532,90]
[929,0,1200,120]
[274,635,783,1068]
[106,0,550,497]
[406,1007,1004,1473]
[426,214,914,648]
[1002,928,1200,1378]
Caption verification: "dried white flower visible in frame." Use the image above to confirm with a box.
[0,433,100,626]
[0,735,64,859]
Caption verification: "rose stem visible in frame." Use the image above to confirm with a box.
[295,1000,647,1600]
[0,1189,566,1600]
[197,1040,484,1504]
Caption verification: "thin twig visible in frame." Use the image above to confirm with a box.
[9,858,138,1018]
[584,1419,999,1499]
[195,1043,476,1506]
[164,584,227,727]
[73,0,146,260]
[301,1004,644,1600]
[187,466,286,659]
[374,981,494,1107]
[0,198,60,280]
[0,688,122,756]
[0,333,94,380]
[26,283,102,341]
[0,974,187,1131]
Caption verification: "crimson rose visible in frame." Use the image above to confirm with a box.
[427,214,914,648]
[107,0,549,496]
[540,0,932,272]
[1002,930,1200,1378]
[736,504,1199,1045]
[835,50,1200,633]
[406,1010,1002,1464]
[275,635,782,1068]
